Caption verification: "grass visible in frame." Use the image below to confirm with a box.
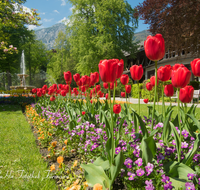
[128,102,200,119]
[0,104,58,190]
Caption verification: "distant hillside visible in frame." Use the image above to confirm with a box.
[35,23,66,50]
[133,30,152,44]
[35,23,151,50]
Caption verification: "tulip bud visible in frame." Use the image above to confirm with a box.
[125,85,131,94]
[120,74,129,85]
[113,104,121,114]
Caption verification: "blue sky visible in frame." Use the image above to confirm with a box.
[24,0,149,33]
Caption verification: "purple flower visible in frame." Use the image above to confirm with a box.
[198,178,200,185]
[165,147,173,156]
[181,142,188,148]
[145,162,154,176]
[135,158,143,167]
[145,179,155,190]
[185,182,196,190]
[115,147,121,155]
[182,129,189,138]
[127,172,136,180]
[124,158,133,168]
[96,128,102,134]
[161,175,170,183]
[136,168,145,176]
[187,173,195,180]
[164,183,173,190]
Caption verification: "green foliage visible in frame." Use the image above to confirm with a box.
[67,0,138,75]
[132,79,173,102]
[189,80,200,90]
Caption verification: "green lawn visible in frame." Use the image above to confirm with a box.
[128,103,200,119]
[0,104,58,190]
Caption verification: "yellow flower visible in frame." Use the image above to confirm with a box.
[93,183,103,190]
[64,139,68,145]
[51,141,57,147]
[57,156,64,164]
[72,160,78,168]
[83,181,88,188]
[50,164,55,172]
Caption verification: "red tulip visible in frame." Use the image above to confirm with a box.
[103,82,108,89]
[120,74,129,85]
[143,99,149,104]
[98,59,118,83]
[64,71,72,84]
[125,85,131,94]
[164,84,174,97]
[116,59,124,79]
[37,91,42,97]
[97,91,104,98]
[171,64,191,88]
[157,65,172,82]
[150,76,159,87]
[113,104,121,114]
[130,65,143,81]
[94,72,99,83]
[52,84,57,89]
[31,88,37,94]
[77,80,82,87]
[48,88,54,95]
[81,86,86,92]
[82,111,86,115]
[42,90,46,95]
[179,86,194,103]
[105,93,109,99]
[61,90,67,97]
[90,73,96,85]
[191,58,200,77]
[80,76,87,86]
[121,92,125,97]
[50,96,56,101]
[58,84,63,90]
[73,73,80,83]
[42,85,48,90]
[146,82,153,91]
[144,34,165,61]
[95,85,101,92]
[110,81,117,90]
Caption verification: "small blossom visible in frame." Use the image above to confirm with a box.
[127,172,136,180]
[115,147,121,155]
[135,158,143,167]
[187,173,195,180]
[124,158,133,168]
[136,168,145,176]
[185,182,195,190]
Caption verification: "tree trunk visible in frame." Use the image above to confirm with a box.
[6,70,12,90]
[28,43,32,85]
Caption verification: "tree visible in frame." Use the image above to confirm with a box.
[66,0,138,75]
[137,0,200,56]
[46,31,77,86]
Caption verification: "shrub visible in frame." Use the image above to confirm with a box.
[189,81,200,90]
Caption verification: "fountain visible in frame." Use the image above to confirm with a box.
[10,50,36,91]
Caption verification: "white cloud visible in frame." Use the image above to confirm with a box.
[58,17,70,25]
[27,25,37,30]
[61,0,66,6]
[70,6,75,12]
[43,18,53,22]
[40,12,45,15]
[53,10,59,14]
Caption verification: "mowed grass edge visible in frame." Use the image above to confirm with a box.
[0,104,58,190]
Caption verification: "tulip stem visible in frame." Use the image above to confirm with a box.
[137,81,140,115]
[108,83,114,165]
[125,90,127,104]
[151,61,157,131]
[162,82,166,119]
[177,89,181,163]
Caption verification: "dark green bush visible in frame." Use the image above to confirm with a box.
[189,81,200,90]
[132,79,173,102]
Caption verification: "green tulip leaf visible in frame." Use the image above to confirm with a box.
[140,135,156,165]
[169,121,180,156]
[186,113,200,130]
[81,163,110,189]
[162,110,173,144]
[116,117,125,146]
[93,156,110,170]
[110,150,125,185]
[169,177,187,190]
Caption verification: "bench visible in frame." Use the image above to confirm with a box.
[171,89,199,103]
